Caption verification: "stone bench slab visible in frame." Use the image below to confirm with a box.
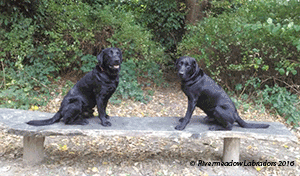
[0,108,297,142]
[0,108,298,164]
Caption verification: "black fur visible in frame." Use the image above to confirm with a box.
[175,56,270,131]
[26,48,123,126]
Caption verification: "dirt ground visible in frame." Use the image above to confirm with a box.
[0,75,299,176]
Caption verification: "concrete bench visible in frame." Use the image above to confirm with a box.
[0,108,298,165]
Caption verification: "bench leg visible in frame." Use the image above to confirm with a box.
[23,136,45,164]
[222,138,240,162]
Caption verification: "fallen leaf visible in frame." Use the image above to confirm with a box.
[30,105,39,111]
[255,167,261,171]
[59,144,68,151]
[91,167,99,172]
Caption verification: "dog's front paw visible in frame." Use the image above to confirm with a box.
[175,124,186,131]
[101,120,112,127]
[179,118,184,122]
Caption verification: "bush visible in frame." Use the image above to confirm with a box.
[0,0,167,72]
[128,0,186,53]
[0,58,57,109]
[104,7,167,64]
[110,59,163,104]
[110,60,147,104]
[234,77,300,127]
[98,0,186,54]
[257,85,300,127]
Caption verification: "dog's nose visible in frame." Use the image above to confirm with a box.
[112,58,121,64]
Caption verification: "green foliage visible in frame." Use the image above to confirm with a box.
[80,54,98,73]
[129,0,186,53]
[110,59,164,104]
[0,58,56,109]
[105,8,167,64]
[110,60,148,104]
[208,0,243,16]
[256,85,300,127]
[178,0,300,86]
[0,0,167,72]
[234,77,300,127]
[103,0,186,53]
[137,59,164,87]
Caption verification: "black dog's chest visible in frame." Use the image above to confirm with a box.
[93,81,117,96]
[182,85,217,109]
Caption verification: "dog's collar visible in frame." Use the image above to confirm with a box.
[97,64,105,72]
[182,67,202,86]
[99,65,104,72]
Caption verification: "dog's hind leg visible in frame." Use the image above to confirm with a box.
[208,106,234,131]
[83,108,94,118]
[203,116,218,123]
[61,100,88,125]
[65,115,89,125]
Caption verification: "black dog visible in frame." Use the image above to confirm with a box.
[26,47,122,127]
[175,56,270,131]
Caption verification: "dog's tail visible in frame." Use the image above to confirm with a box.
[26,112,62,126]
[235,114,270,128]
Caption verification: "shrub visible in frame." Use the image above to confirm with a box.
[128,0,186,53]
[98,0,186,54]
[0,58,57,109]
[110,60,149,104]
[257,85,300,127]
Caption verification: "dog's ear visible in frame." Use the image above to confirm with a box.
[192,58,204,76]
[117,48,123,62]
[192,58,198,69]
[97,49,106,66]
[175,57,184,68]
[194,60,204,77]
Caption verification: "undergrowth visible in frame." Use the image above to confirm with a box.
[231,78,300,127]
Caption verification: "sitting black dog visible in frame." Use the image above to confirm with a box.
[175,56,270,131]
[26,47,122,126]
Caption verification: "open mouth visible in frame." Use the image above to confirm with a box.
[113,65,119,69]
[110,65,120,69]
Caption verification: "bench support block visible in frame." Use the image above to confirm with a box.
[222,138,240,162]
[23,136,45,164]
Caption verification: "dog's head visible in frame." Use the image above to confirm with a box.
[97,48,123,75]
[175,56,202,80]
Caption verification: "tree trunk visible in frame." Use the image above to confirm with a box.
[185,0,210,25]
